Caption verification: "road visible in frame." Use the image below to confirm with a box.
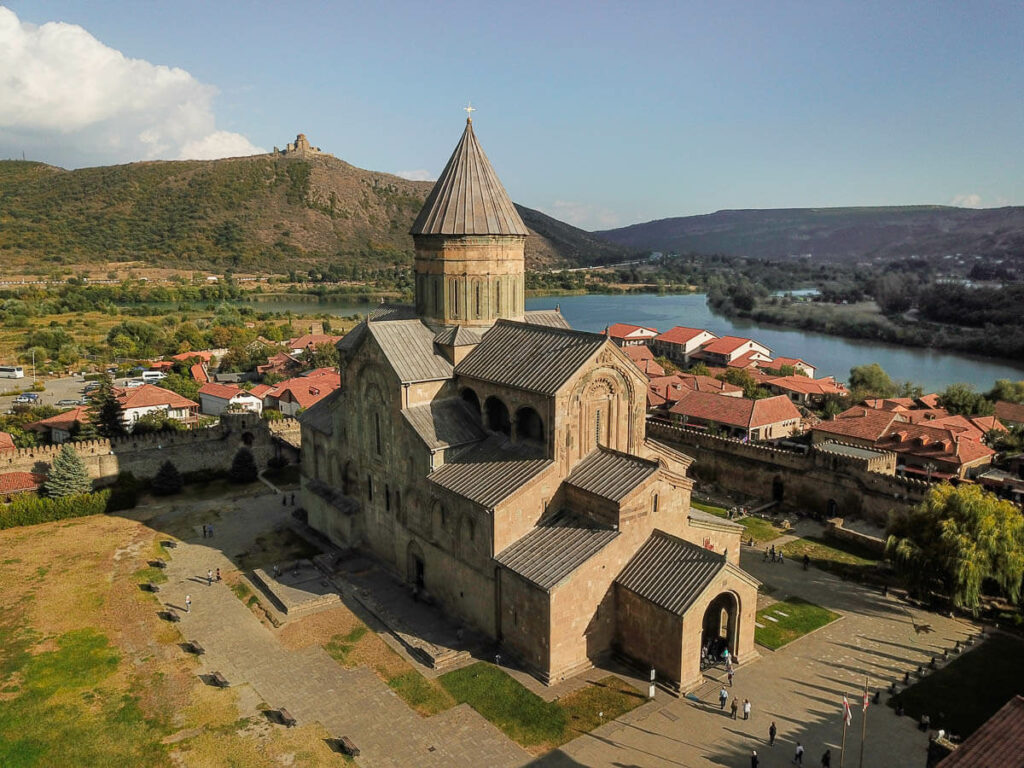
[0,375,92,412]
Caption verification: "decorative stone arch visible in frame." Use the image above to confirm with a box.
[461,387,481,420]
[514,405,544,444]
[327,449,340,487]
[485,396,511,436]
[701,591,741,663]
[406,540,425,591]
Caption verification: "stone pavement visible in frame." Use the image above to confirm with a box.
[158,492,528,768]
[537,537,980,768]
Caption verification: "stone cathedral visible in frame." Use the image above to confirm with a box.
[300,116,758,689]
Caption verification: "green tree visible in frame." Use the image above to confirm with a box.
[848,363,896,399]
[718,368,771,399]
[228,447,258,483]
[89,374,127,438]
[988,379,1024,404]
[151,460,183,496]
[937,383,994,416]
[302,342,339,370]
[159,372,200,402]
[886,484,1024,613]
[688,362,711,377]
[44,444,93,497]
[131,411,187,435]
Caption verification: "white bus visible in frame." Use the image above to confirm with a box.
[0,365,25,379]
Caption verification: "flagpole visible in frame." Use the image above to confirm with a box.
[859,678,868,768]
[840,693,848,768]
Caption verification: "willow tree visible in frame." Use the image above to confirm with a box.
[887,483,1024,613]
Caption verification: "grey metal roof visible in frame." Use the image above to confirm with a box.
[566,448,659,502]
[816,441,888,461]
[523,310,572,330]
[616,530,726,615]
[688,508,743,530]
[367,320,454,383]
[336,322,367,354]
[456,320,608,395]
[297,389,340,435]
[433,325,483,347]
[428,434,553,509]
[369,303,418,322]
[496,510,619,591]
[402,398,486,451]
[410,119,529,237]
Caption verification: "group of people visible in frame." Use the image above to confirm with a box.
[762,544,786,564]
[750,739,831,767]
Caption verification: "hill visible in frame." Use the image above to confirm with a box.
[0,155,634,274]
[596,206,1024,263]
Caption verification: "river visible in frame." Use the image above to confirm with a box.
[231,293,1024,392]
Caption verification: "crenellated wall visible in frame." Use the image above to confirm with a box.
[647,420,933,525]
[1,414,299,483]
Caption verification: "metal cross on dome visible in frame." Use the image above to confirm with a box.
[464,103,476,120]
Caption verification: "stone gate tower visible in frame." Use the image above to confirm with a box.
[411,117,528,327]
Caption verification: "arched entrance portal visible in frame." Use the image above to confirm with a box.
[406,540,425,592]
[701,592,739,668]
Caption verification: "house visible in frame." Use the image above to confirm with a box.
[198,382,264,416]
[190,363,209,384]
[694,336,772,368]
[647,374,743,410]
[27,406,91,444]
[651,327,718,366]
[995,400,1024,429]
[621,345,665,377]
[759,357,816,378]
[0,471,46,499]
[812,407,908,446]
[265,371,340,416]
[257,351,302,377]
[604,323,659,347]
[765,375,848,407]
[287,334,343,356]
[171,349,224,364]
[0,432,15,452]
[669,391,802,441]
[115,385,199,428]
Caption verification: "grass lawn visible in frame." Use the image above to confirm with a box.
[263,464,301,487]
[890,633,1024,737]
[739,517,784,543]
[755,596,840,650]
[692,501,729,518]
[780,535,880,568]
[438,663,644,750]
[234,526,321,571]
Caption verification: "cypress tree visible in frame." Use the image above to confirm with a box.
[45,444,93,498]
[151,460,183,496]
[89,373,127,438]
[228,447,258,483]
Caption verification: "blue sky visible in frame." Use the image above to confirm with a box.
[1,1,1022,229]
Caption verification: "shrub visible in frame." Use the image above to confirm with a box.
[105,472,140,512]
[151,460,183,496]
[228,447,258,483]
[0,490,111,530]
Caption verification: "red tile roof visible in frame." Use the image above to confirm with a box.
[0,472,46,494]
[767,375,847,397]
[267,372,341,409]
[605,323,658,339]
[769,357,814,371]
[248,383,274,398]
[654,326,711,345]
[29,406,91,432]
[199,382,244,400]
[288,334,343,350]
[149,361,174,371]
[937,696,1024,768]
[726,350,769,369]
[0,432,15,451]
[917,393,942,409]
[815,408,906,441]
[699,336,755,355]
[115,385,198,411]
[669,391,801,430]
[171,350,216,362]
[190,363,209,384]
[995,400,1024,425]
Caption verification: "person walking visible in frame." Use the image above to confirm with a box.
[208,524,213,538]
[751,749,759,768]
[768,721,777,746]
[185,594,191,613]
[820,748,831,767]
[743,698,751,720]
[792,741,804,764]
[730,698,739,719]
[770,544,776,562]
[216,568,221,582]
[207,569,213,586]
[764,546,769,562]
[728,668,734,686]
[719,687,729,710]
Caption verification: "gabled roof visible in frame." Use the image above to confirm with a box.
[937,696,1024,767]
[288,333,343,350]
[669,391,801,429]
[995,400,1024,425]
[0,431,17,450]
[606,323,658,339]
[367,320,454,383]
[727,349,771,369]
[565,448,659,502]
[410,119,528,237]
[433,325,483,347]
[814,407,906,441]
[298,389,341,436]
[655,326,712,345]
[456,320,608,395]
[496,510,619,591]
[249,383,274,398]
[767,375,847,396]
[29,406,91,431]
[267,372,341,409]
[116,385,197,411]
[0,471,46,494]
[523,309,572,330]
[616,530,727,615]
[368,303,419,322]
[428,434,553,509]
[190,363,209,384]
[769,357,814,371]
[171,350,216,362]
[402,398,487,451]
[699,336,756,355]
[198,382,249,400]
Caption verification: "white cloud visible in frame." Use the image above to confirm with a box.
[950,193,983,208]
[0,7,263,166]
[395,169,435,181]
[544,200,623,230]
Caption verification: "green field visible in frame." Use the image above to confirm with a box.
[755,596,840,650]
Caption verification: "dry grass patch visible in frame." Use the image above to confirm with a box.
[277,606,364,650]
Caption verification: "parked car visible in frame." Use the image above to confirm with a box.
[82,381,101,393]
[14,393,40,404]
[125,379,145,388]
[57,399,80,407]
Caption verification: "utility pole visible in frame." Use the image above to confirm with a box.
[859,678,869,768]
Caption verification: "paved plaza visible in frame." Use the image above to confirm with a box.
[150,492,979,768]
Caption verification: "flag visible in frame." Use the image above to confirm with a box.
[843,695,852,726]
[863,689,870,712]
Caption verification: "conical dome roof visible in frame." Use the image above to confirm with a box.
[410,119,529,237]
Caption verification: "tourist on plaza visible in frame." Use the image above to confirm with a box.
[185,594,191,613]
[793,741,804,764]
[728,668,734,686]
[216,568,221,582]
[731,697,739,719]
[821,748,832,767]
[743,698,751,720]
[769,721,777,746]
[719,687,728,709]
[751,749,759,768]
[207,569,213,586]
[764,547,770,561]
